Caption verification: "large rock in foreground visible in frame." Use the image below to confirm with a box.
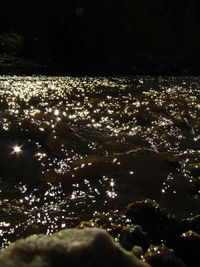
[0,228,150,267]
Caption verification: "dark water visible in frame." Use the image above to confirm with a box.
[0,76,200,248]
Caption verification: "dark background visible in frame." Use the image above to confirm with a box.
[0,0,200,75]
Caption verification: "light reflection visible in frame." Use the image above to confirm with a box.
[0,76,200,248]
[54,109,60,116]
[12,145,22,154]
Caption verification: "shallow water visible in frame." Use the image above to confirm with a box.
[0,76,200,247]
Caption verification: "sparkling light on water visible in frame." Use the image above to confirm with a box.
[12,145,22,154]
[0,76,200,248]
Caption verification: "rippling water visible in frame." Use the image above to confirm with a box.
[0,76,200,247]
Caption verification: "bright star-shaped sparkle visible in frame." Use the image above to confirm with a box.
[12,145,22,154]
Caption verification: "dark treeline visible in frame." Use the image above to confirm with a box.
[0,0,200,75]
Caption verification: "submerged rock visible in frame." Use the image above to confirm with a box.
[70,148,176,199]
[175,231,200,267]
[144,245,186,267]
[119,225,151,251]
[125,200,185,244]
[183,215,200,234]
[0,228,150,267]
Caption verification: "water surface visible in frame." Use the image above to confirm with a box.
[0,76,200,247]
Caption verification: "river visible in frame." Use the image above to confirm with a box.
[0,76,200,247]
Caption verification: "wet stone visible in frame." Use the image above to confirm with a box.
[144,245,186,267]
[175,231,200,267]
[183,215,200,234]
[125,200,185,244]
[0,228,150,267]
[119,225,151,251]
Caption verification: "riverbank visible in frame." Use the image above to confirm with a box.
[0,54,47,75]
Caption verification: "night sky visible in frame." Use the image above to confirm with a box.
[0,0,200,75]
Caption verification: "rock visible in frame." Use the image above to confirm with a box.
[132,246,144,259]
[183,215,200,234]
[70,149,175,199]
[144,245,186,267]
[0,228,150,267]
[175,231,200,267]
[119,225,151,251]
[125,200,185,244]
